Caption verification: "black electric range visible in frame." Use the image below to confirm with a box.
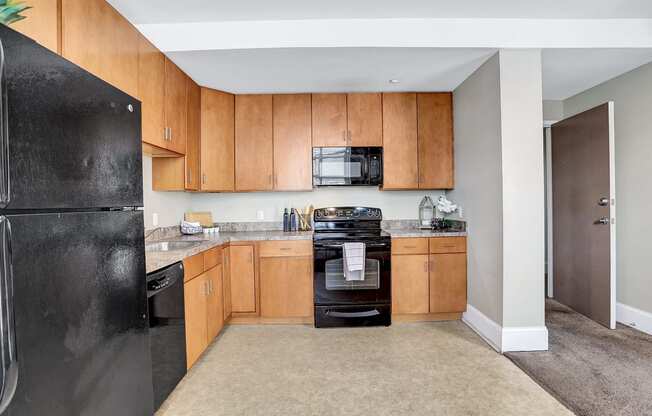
[313,207,391,327]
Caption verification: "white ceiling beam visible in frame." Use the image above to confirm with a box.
[138,18,652,51]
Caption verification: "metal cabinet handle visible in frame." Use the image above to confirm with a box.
[0,41,9,208]
[169,128,173,141]
[202,174,207,185]
[423,261,428,273]
[594,217,610,225]
[188,168,192,184]
[598,197,609,206]
[0,216,18,414]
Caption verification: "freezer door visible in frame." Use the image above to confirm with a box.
[0,26,142,210]
[3,211,153,416]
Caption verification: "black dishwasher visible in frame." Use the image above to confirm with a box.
[147,262,187,411]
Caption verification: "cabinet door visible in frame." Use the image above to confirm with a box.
[347,93,382,147]
[382,93,418,189]
[62,0,139,98]
[418,93,454,189]
[229,245,256,313]
[273,94,312,191]
[206,266,224,342]
[311,94,347,147]
[429,253,467,313]
[201,88,235,191]
[260,257,313,318]
[10,0,59,53]
[223,247,232,320]
[235,95,273,191]
[185,79,201,190]
[391,255,430,314]
[138,36,166,148]
[164,57,187,154]
[184,274,208,369]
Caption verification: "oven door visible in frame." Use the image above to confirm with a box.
[313,239,391,305]
[313,147,379,186]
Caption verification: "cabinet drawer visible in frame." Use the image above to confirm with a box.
[429,237,467,254]
[203,246,223,270]
[258,240,313,258]
[183,253,204,282]
[391,238,429,255]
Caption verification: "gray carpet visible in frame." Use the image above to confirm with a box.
[506,299,652,416]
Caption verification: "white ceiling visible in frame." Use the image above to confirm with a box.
[167,48,497,94]
[108,0,652,23]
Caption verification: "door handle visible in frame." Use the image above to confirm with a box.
[0,217,18,414]
[598,197,610,206]
[594,217,610,225]
[326,309,380,318]
[0,40,10,208]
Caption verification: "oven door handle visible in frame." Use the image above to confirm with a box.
[315,242,389,249]
[326,309,381,318]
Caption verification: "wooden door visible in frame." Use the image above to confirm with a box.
[273,94,312,191]
[9,0,59,53]
[223,247,232,320]
[312,94,347,147]
[382,93,418,189]
[552,103,615,328]
[347,93,382,146]
[229,245,256,313]
[392,255,430,314]
[418,93,454,189]
[201,88,235,191]
[184,274,208,368]
[185,79,201,190]
[429,254,467,313]
[235,95,273,191]
[137,36,166,148]
[206,266,224,342]
[62,0,139,98]
[164,58,187,154]
[260,257,313,318]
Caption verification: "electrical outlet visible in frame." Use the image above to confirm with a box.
[458,207,464,219]
[152,213,159,227]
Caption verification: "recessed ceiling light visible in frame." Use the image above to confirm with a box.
[389,79,400,84]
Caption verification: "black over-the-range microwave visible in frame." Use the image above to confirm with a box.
[312,147,383,186]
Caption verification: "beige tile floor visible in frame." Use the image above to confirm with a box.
[157,322,572,416]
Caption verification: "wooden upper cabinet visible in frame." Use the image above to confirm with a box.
[164,58,187,155]
[9,0,59,53]
[312,94,347,147]
[382,93,418,189]
[62,0,139,98]
[418,93,454,189]
[201,88,235,191]
[273,94,312,191]
[347,93,382,147]
[138,36,166,149]
[235,95,274,191]
[185,79,201,190]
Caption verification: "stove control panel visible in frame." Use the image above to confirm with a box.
[313,207,382,221]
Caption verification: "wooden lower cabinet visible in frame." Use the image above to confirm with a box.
[391,254,430,314]
[429,253,467,313]
[223,247,232,320]
[206,266,224,341]
[184,273,208,369]
[228,245,257,313]
[260,256,313,318]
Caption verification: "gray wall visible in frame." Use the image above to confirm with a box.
[564,61,652,315]
[450,53,504,325]
[543,100,564,121]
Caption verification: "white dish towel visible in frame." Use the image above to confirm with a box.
[343,242,366,281]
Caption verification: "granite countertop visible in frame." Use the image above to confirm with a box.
[145,231,312,273]
[145,228,467,274]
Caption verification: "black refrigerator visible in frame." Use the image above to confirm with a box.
[0,26,154,415]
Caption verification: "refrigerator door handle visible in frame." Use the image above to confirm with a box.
[0,40,10,208]
[0,217,17,414]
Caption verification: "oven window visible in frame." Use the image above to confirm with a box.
[324,258,380,290]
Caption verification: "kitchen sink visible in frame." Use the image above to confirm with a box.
[146,241,203,252]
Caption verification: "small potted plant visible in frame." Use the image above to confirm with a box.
[1,0,31,26]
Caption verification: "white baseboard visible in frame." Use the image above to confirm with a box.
[502,326,549,352]
[462,304,549,352]
[617,302,652,336]
[462,304,502,352]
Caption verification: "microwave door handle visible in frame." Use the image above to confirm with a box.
[0,217,18,414]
